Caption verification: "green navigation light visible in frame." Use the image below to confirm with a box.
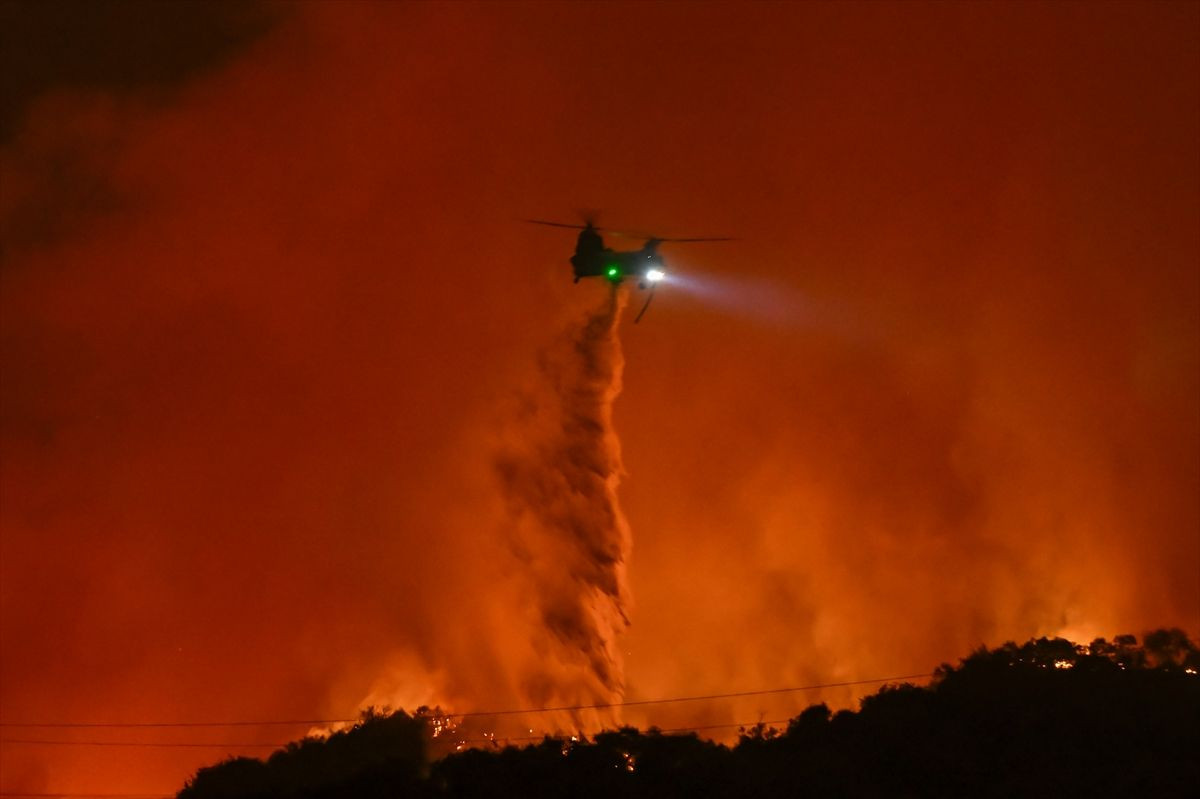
[606,265,620,279]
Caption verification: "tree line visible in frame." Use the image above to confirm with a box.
[179,629,1200,798]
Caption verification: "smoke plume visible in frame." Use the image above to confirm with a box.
[493,289,632,726]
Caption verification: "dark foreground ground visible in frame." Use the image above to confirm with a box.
[180,630,1199,798]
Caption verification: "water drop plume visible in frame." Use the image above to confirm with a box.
[494,287,633,728]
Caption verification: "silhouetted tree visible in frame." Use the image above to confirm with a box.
[1143,627,1196,668]
[179,708,431,799]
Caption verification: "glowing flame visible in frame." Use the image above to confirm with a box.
[429,712,458,738]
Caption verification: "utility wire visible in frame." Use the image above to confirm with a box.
[454,718,792,745]
[452,673,933,719]
[0,718,338,729]
[0,673,929,799]
[1,717,800,750]
[0,672,932,730]
[0,794,171,799]
[0,718,802,798]
[1,739,283,748]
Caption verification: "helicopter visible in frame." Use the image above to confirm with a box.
[525,218,731,321]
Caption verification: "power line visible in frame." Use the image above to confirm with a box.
[0,717,802,799]
[0,718,343,730]
[451,673,933,719]
[0,672,932,730]
[0,739,283,748]
[0,718,800,750]
[656,719,790,735]
[0,794,170,799]
[454,718,793,745]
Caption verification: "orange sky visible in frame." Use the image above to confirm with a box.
[2,1,1198,794]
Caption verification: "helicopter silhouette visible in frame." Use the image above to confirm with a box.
[526,218,731,322]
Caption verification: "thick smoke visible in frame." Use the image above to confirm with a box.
[493,289,632,725]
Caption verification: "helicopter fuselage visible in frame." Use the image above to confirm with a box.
[525,216,728,320]
[570,235,666,287]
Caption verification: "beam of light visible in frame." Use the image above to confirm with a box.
[663,269,835,331]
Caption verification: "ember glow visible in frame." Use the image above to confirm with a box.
[2,2,1197,796]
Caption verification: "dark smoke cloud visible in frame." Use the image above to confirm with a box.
[0,0,279,142]
[0,1,280,256]
[494,290,632,723]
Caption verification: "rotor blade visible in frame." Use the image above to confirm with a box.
[524,219,592,231]
[654,236,736,243]
[599,228,651,240]
[606,230,735,242]
[524,219,731,241]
